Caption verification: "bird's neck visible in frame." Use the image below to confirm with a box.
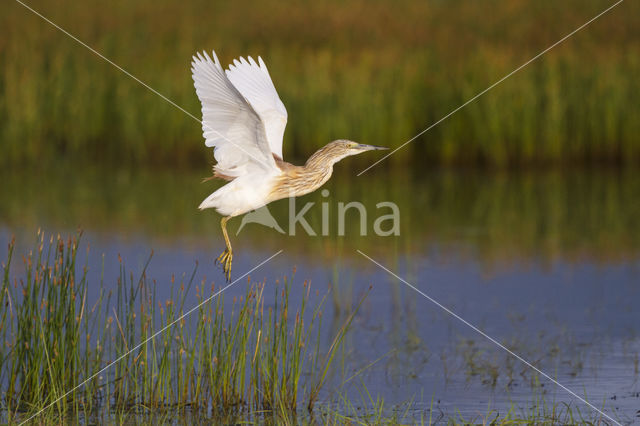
[305,145,337,171]
[268,146,337,201]
[300,160,334,191]
[300,144,345,188]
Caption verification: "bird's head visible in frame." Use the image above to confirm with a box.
[324,139,387,161]
[305,139,387,170]
[336,139,387,154]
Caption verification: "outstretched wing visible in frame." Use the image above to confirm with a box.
[191,51,277,179]
[226,56,288,159]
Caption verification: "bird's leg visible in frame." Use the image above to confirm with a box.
[215,216,233,281]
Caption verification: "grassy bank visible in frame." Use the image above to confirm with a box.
[1,0,639,168]
[0,232,364,423]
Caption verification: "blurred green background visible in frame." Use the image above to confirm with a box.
[1,0,638,169]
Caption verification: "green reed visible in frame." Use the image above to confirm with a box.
[0,232,364,423]
[1,0,639,168]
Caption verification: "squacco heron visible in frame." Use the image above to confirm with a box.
[191,50,385,281]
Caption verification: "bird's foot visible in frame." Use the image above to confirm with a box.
[215,248,233,282]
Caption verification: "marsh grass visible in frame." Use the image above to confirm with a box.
[0,232,366,423]
[1,0,639,168]
[318,383,614,425]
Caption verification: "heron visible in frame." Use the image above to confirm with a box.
[191,50,386,281]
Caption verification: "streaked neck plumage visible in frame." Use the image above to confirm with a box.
[270,143,351,201]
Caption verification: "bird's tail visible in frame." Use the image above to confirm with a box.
[198,189,222,210]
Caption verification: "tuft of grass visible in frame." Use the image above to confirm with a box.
[0,231,367,423]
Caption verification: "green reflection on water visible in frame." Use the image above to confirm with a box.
[1,165,638,266]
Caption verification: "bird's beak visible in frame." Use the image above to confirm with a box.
[357,144,388,151]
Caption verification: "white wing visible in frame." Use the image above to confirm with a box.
[226,56,288,159]
[191,51,277,179]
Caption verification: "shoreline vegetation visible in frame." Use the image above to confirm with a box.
[1,0,639,169]
[0,232,365,423]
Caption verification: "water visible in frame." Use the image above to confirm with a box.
[1,165,639,423]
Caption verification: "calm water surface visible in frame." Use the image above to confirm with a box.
[1,166,639,422]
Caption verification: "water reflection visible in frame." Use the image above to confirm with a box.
[1,166,638,263]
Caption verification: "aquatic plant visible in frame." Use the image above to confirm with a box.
[0,232,365,423]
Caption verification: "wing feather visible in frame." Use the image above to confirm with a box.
[226,55,288,159]
[191,51,277,178]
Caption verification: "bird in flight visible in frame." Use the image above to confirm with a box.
[191,50,385,281]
